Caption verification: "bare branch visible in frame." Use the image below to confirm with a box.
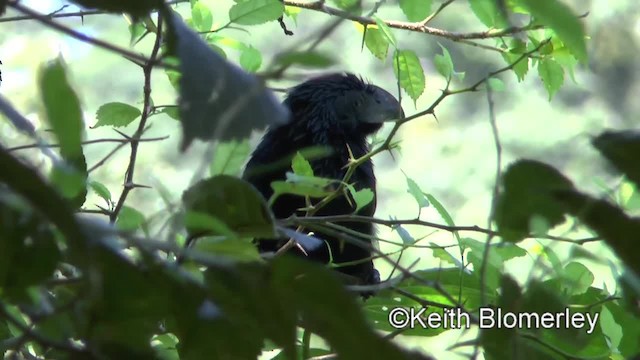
[7,135,168,152]
[110,15,164,222]
[0,0,189,23]
[286,215,600,244]
[7,3,174,69]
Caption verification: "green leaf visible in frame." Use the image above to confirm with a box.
[285,173,335,187]
[494,243,527,261]
[90,180,112,205]
[468,0,506,27]
[207,34,244,50]
[184,211,237,238]
[284,5,301,24]
[209,139,251,176]
[165,69,180,90]
[229,0,284,25]
[430,244,456,263]
[494,160,575,242]
[275,51,336,68]
[520,0,587,62]
[350,188,374,213]
[372,15,396,48]
[50,154,87,208]
[538,58,564,99]
[160,106,180,120]
[116,206,146,231]
[399,0,431,22]
[542,245,563,275]
[128,21,147,45]
[434,44,454,79]
[39,56,83,159]
[208,43,227,59]
[529,214,551,237]
[329,0,360,11]
[93,102,141,128]
[191,2,213,32]
[425,193,458,240]
[592,131,640,191]
[291,152,314,177]
[625,186,640,211]
[239,46,262,73]
[487,77,506,91]
[183,175,276,238]
[363,26,389,60]
[562,262,594,296]
[152,333,180,360]
[193,237,261,262]
[392,224,415,245]
[553,46,578,82]
[462,237,504,290]
[271,180,333,199]
[598,306,622,354]
[405,176,429,208]
[393,49,425,104]
[50,162,85,198]
[502,51,529,82]
[508,39,528,54]
[604,301,640,356]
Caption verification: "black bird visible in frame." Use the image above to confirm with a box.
[243,73,404,289]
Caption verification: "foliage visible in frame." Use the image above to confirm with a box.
[1,1,639,360]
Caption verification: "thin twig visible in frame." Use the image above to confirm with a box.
[286,215,600,244]
[421,0,456,25]
[479,81,502,307]
[8,3,173,69]
[110,15,164,222]
[0,8,104,23]
[0,0,189,23]
[8,135,168,152]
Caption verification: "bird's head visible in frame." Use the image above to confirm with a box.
[283,73,404,137]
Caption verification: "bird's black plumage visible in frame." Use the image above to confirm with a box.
[243,73,403,289]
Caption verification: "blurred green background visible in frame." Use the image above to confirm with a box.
[0,0,637,357]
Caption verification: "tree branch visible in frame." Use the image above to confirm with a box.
[283,0,543,41]
[286,215,600,244]
[7,135,168,152]
[110,15,164,222]
[7,3,174,69]
[0,0,189,23]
